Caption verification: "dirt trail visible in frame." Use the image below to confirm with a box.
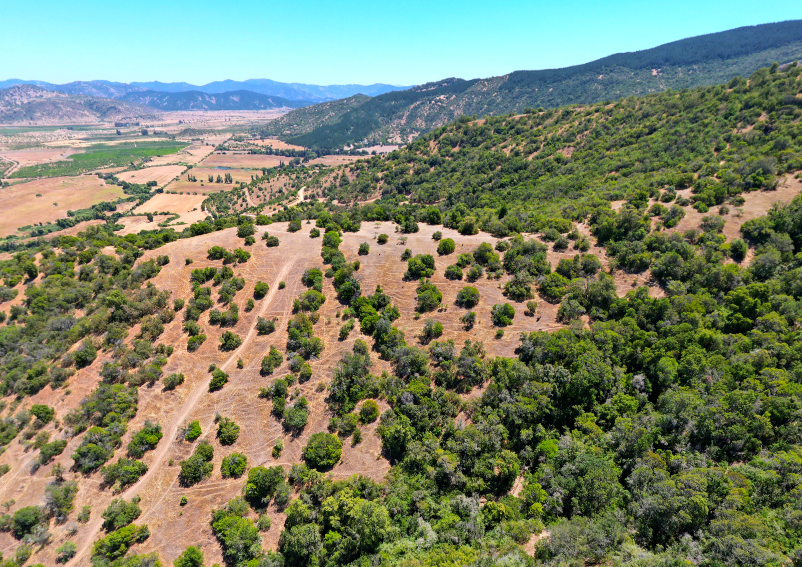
[287,186,305,207]
[67,262,291,566]
[245,186,256,207]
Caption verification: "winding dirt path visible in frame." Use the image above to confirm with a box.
[67,262,291,566]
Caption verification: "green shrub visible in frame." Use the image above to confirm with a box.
[221,453,248,478]
[164,373,185,390]
[39,439,68,465]
[174,545,204,567]
[244,465,286,507]
[283,397,309,431]
[254,281,269,299]
[303,432,342,470]
[101,458,148,490]
[261,345,284,375]
[179,442,214,486]
[219,331,242,351]
[187,334,207,352]
[420,318,444,343]
[185,421,202,441]
[416,279,442,312]
[437,238,456,255]
[445,264,463,280]
[217,418,240,445]
[405,254,435,279]
[377,233,389,244]
[101,497,142,531]
[456,286,480,308]
[359,242,370,255]
[491,303,516,326]
[359,400,380,424]
[12,506,42,539]
[127,421,162,458]
[209,368,229,391]
[91,523,150,560]
[56,540,77,563]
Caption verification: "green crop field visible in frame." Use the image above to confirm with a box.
[9,141,187,178]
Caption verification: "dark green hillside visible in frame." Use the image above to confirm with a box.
[265,62,802,567]
[259,93,371,139]
[273,20,802,149]
[317,63,802,230]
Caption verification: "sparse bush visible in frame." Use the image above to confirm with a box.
[420,318,444,344]
[164,373,185,390]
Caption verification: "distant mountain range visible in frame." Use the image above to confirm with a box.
[262,20,802,148]
[120,90,312,111]
[0,85,158,125]
[0,79,408,103]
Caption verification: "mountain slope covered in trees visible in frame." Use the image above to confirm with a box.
[0,61,801,567]
[263,20,802,148]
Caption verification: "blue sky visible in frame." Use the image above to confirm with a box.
[2,0,801,86]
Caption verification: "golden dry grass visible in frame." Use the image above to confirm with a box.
[0,176,124,236]
[200,153,288,169]
[115,165,187,186]
[133,193,207,225]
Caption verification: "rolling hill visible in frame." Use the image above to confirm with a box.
[120,89,312,111]
[263,19,802,148]
[0,84,159,125]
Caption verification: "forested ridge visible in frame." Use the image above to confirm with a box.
[265,20,802,149]
[0,62,801,566]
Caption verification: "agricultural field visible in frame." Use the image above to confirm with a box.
[132,192,207,225]
[199,152,289,169]
[8,141,187,178]
[145,143,214,166]
[0,175,124,236]
[115,164,186,186]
